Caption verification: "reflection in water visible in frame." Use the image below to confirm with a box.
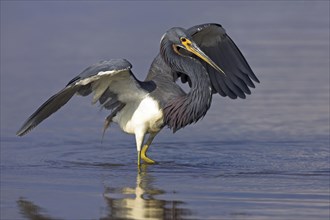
[16,166,191,220]
[102,165,191,220]
[17,198,57,220]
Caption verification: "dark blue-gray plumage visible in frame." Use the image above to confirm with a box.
[17,23,259,165]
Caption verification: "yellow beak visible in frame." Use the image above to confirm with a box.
[181,38,226,76]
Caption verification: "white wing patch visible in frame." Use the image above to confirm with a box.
[91,75,112,104]
[74,70,119,86]
[73,69,138,104]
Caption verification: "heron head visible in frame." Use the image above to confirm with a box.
[163,27,225,75]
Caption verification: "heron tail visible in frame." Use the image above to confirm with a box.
[16,86,78,136]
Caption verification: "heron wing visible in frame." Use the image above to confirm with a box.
[187,23,259,99]
[17,59,147,136]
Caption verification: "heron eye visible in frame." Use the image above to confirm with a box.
[181,38,187,42]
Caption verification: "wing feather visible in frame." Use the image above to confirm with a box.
[187,23,259,99]
[16,86,78,136]
[17,59,146,136]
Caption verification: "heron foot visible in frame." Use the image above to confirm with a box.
[141,144,156,164]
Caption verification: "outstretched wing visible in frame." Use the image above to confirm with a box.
[17,59,147,136]
[187,23,260,99]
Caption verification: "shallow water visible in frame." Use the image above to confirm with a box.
[2,139,329,219]
[1,1,329,220]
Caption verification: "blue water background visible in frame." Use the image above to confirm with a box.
[1,1,329,219]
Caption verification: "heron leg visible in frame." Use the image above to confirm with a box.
[137,151,141,167]
[141,132,158,164]
[135,130,146,166]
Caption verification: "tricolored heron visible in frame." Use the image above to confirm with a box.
[17,23,259,166]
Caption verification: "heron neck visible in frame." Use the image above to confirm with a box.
[184,58,212,109]
[164,57,213,132]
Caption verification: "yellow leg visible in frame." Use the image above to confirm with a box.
[137,151,141,166]
[141,144,156,164]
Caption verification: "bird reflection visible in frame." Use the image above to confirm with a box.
[102,165,191,220]
[16,166,191,220]
[17,198,57,220]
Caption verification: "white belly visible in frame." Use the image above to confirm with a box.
[113,96,164,134]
